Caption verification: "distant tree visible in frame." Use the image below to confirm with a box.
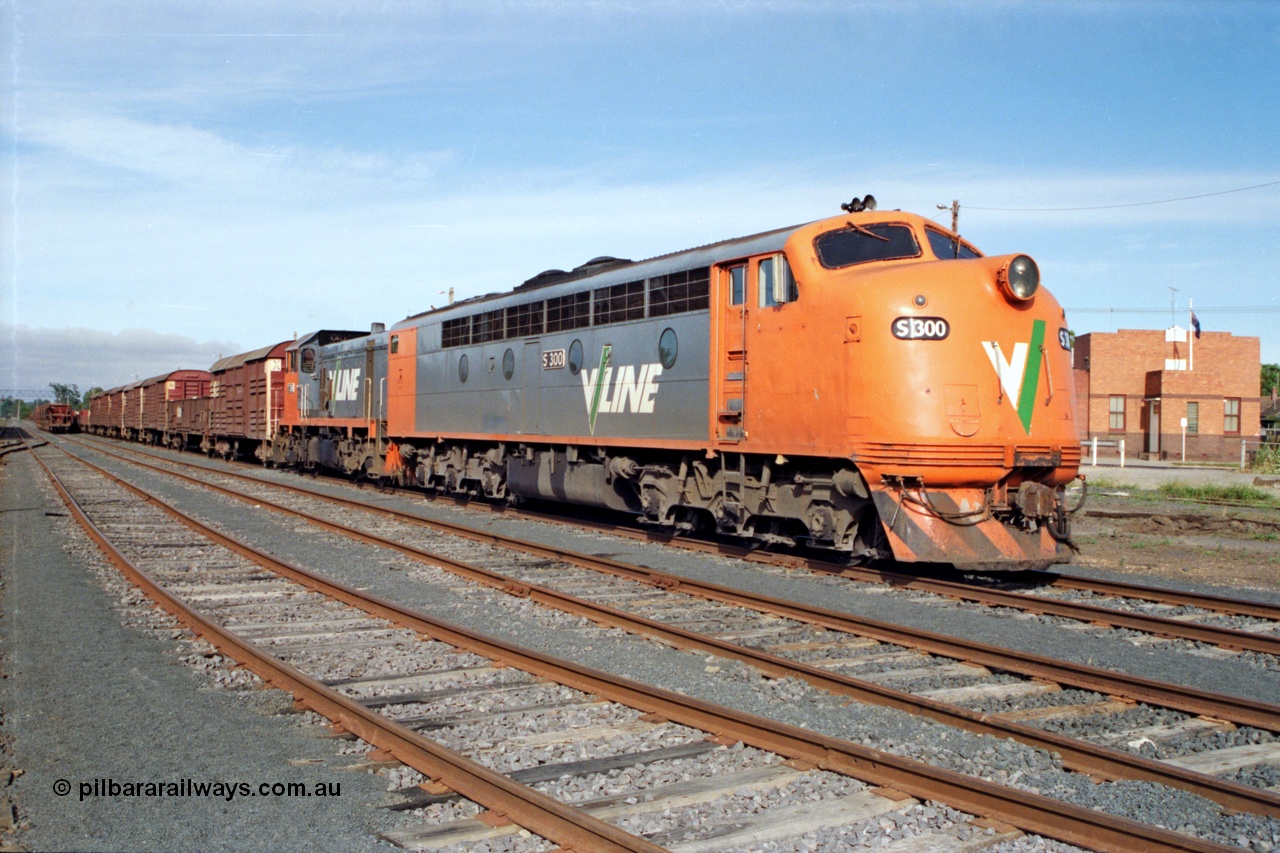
[84,386,105,403]
[1263,363,1280,398]
[49,382,81,408]
[5,398,38,419]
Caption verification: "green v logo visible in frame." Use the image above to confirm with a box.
[982,320,1046,434]
[585,345,612,435]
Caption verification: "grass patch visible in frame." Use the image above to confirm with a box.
[1250,443,1280,475]
[1083,477,1140,492]
[1155,481,1276,503]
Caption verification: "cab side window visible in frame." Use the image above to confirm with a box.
[728,264,746,307]
[300,347,316,376]
[758,254,798,307]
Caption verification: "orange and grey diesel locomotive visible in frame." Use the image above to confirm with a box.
[257,202,1081,568]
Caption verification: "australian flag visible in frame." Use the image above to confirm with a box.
[1191,312,1201,339]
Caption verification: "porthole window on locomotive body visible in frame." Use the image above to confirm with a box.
[658,328,678,369]
[568,339,584,375]
[502,348,515,381]
[458,354,469,383]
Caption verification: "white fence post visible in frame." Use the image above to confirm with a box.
[1091,437,1098,466]
[1119,438,1126,468]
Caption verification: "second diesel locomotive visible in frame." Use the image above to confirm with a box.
[89,201,1083,569]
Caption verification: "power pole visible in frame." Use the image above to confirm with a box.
[937,200,959,233]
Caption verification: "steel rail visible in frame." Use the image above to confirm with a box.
[68,437,1280,725]
[27,444,663,853]
[72,432,1280,630]
[820,562,1280,656]
[53,438,1280,818]
[70,435,1280,627]
[32,442,1236,853]
[1020,566,1280,620]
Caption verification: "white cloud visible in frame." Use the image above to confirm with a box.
[5,2,1278,369]
[0,325,242,394]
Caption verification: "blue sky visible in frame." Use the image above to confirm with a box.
[2,0,1278,395]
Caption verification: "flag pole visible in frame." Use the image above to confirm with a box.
[1189,298,1194,371]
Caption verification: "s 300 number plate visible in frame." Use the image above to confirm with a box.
[892,316,950,341]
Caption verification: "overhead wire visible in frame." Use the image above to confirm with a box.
[945,181,1278,321]
[963,179,1280,212]
[1066,305,1280,315]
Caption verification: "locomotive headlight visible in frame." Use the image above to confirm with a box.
[999,255,1040,301]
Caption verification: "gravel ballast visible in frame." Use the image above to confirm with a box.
[0,453,411,852]
[19,439,1280,850]
[52,441,1280,849]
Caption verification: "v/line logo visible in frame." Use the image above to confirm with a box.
[581,345,663,434]
[981,319,1046,434]
[327,367,362,402]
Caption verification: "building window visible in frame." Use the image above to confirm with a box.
[1109,395,1125,431]
[1224,398,1240,434]
[1186,401,1199,434]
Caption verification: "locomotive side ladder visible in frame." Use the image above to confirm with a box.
[715,262,748,443]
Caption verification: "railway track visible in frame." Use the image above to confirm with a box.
[67,433,1280,658]
[26,438,1251,851]
[38,435,1280,847]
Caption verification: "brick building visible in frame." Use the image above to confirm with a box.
[1073,328,1261,461]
